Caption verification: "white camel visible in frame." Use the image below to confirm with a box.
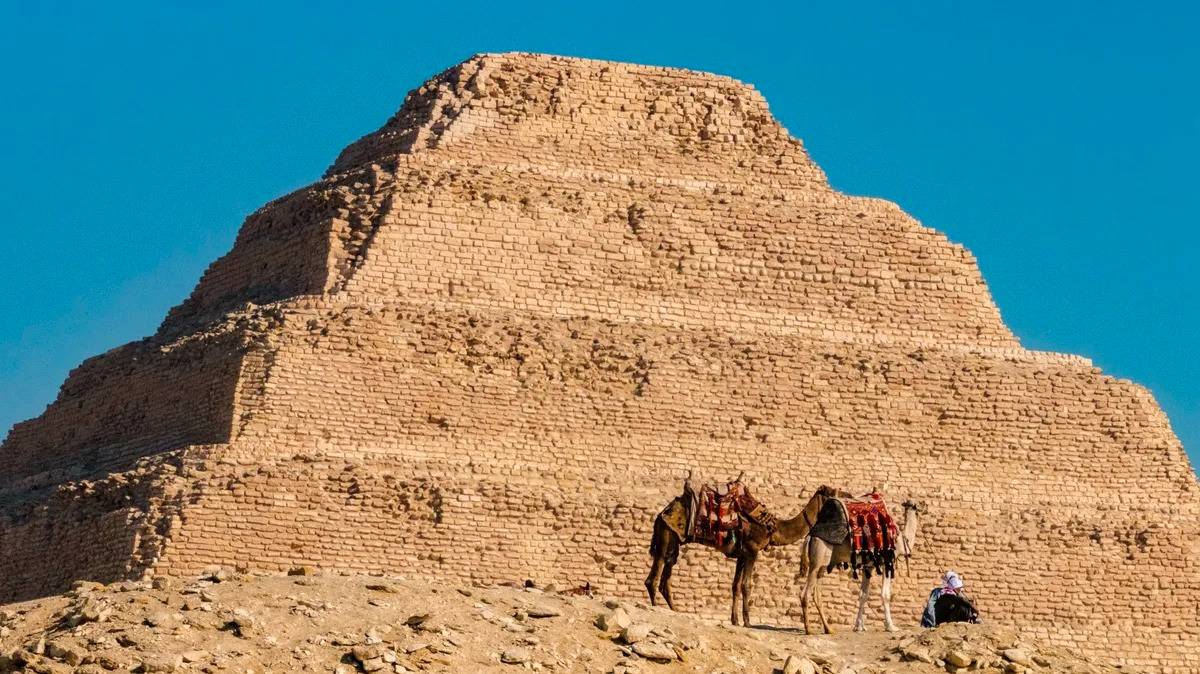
[798,499,921,634]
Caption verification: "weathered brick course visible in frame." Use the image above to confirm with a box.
[1,53,1195,671]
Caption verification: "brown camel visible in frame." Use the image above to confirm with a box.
[645,483,837,626]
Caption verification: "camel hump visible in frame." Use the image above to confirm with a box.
[810,497,850,545]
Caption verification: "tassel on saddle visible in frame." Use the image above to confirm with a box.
[836,492,901,579]
[684,473,777,549]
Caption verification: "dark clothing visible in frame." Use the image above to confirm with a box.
[921,588,980,627]
[934,592,980,625]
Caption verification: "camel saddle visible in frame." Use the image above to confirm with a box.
[810,491,900,578]
[684,478,777,549]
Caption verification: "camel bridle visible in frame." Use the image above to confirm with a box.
[899,501,918,577]
[802,487,831,530]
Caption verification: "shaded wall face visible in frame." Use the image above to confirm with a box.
[157,189,340,337]
[151,305,1198,671]
[0,505,141,603]
[0,457,180,603]
[0,334,245,491]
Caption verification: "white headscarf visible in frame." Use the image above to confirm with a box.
[942,570,963,590]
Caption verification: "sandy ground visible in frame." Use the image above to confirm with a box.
[0,571,1121,673]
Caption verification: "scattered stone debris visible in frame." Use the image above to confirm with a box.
[0,574,1123,674]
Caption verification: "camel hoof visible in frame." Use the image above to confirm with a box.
[885,624,898,633]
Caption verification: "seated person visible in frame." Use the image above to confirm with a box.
[921,570,981,627]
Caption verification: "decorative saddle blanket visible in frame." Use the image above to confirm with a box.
[845,492,899,555]
[689,479,776,548]
[812,491,900,578]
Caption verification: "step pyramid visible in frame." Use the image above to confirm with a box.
[2,53,1195,670]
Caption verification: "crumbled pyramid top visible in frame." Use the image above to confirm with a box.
[161,52,1020,352]
[325,52,823,186]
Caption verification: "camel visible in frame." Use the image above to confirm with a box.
[798,497,921,634]
[645,481,838,627]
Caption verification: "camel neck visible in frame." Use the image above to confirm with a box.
[770,493,824,545]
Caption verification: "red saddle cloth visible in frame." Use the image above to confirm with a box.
[844,492,899,556]
[691,480,775,547]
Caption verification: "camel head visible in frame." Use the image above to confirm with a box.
[809,484,846,511]
[814,484,853,500]
[898,499,923,559]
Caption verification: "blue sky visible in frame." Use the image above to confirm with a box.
[2,2,1196,471]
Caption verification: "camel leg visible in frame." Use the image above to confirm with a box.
[740,552,757,627]
[853,571,871,632]
[881,573,897,632]
[644,520,670,606]
[658,537,679,611]
[644,549,664,606]
[814,569,833,634]
[800,567,816,635]
[802,538,834,635]
[730,556,746,626]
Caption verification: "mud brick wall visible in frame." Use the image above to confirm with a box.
[0,332,244,490]
[1,53,1196,671]
[0,455,182,603]
[146,303,1196,671]
[159,188,345,336]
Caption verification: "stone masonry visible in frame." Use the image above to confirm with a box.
[1,53,1196,671]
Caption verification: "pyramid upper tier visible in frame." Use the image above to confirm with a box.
[161,53,1017,351]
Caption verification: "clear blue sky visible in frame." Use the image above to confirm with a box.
[2,2,1196,471]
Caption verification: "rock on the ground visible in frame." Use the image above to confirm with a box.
[900,645,935,664]
[621,623,653,644]
[595,607,631,632]
[1001,648,1033,667]
[632,640,677,662]
[225,608,259,638]
[500,647,531,664]
[783,654,818,674]
[945,650,972,668]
